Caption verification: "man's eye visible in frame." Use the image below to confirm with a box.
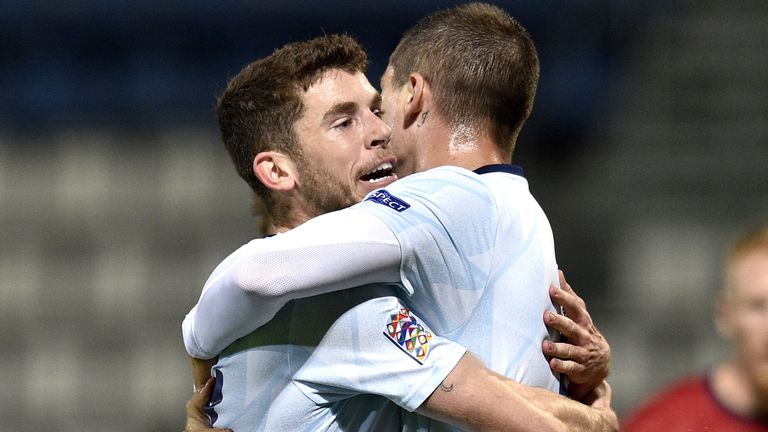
[372,108,385,118]
[332,118,352,129]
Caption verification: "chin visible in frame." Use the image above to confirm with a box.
[746,361,768,396]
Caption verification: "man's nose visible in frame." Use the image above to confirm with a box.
[366,113,391,149]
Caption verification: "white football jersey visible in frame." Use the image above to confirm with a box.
[205,285,465,431]
[183,164,562,430]
[357,165,561,387]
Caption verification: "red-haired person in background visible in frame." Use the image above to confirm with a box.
[623,225,768,431]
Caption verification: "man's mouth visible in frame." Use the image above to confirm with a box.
[360,161,395,183]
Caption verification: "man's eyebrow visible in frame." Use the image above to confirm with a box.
[372,93,382,107]
[323,102,358,122]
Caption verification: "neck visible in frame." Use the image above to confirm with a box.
[264,194,316,235]
[712,360,768,418]
[412,119,509,172]
[265,224,291,235]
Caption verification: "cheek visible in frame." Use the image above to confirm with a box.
[389,139,415,176]
[381,110,396,128]
[322,138,358,168]
[389,136,405,157]
[390,132,413,157]
[733,313,768,353]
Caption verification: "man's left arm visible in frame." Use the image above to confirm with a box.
[418,352,618,432]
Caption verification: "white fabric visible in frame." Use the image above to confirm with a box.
[183,208,401,359]
[357,166,560,385]
[207,287,465,430]
[182,164,562,430]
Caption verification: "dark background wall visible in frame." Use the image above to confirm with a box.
[1,1,766,430]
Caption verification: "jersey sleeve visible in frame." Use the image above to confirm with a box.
[289,289,467,412]
[356,167,498,312]
[183,166,497,359]
[182,207,403,359]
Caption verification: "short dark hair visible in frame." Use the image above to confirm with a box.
[389,3,539,156]
[216,34,368,211]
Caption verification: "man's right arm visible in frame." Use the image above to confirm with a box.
[419,352,618,432]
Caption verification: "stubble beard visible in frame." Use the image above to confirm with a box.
[297,159,358,217]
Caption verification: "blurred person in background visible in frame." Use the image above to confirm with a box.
[623,224,768,431]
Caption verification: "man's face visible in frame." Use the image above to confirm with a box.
[722,249,768,396]
[379,66,417,177]
[293,69,397,214]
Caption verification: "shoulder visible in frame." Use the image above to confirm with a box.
[388,166,486,192]
[369,166,495,210]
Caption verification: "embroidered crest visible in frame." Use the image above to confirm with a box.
[365,189,410,212]
[384,306,433,364]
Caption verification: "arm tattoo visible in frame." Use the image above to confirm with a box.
[417,110,430,127]
[439,382,454,392]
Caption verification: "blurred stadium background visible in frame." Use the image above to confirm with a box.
[0,0,766,430]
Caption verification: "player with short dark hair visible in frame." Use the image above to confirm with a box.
[184,3,616,431]
[217,34,381,229]
[388,2,538,163]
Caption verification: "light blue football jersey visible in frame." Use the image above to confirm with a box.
[189,164,561,430]
[207,284,466,431]
[357,165,561,389]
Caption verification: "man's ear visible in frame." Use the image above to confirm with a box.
[403,72,432,127]
[253,151,297,192]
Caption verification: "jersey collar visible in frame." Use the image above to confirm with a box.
[473,164,525,177]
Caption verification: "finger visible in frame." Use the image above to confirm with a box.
[186,422,233,432]
[543,340,589,363]
[590,381,613,410]
[603,381,612,400]
[186,421,232,432]
[556,269,586,309]
[550,284,588,323]
[549,358,586,377]
[558,269,576,294]
[186,378,214,418]
[544,311,586,340]
[197,377,215,400]
[185,379,232,432]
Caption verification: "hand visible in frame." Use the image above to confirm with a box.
[583,381,619,432]
[191,356,218,391]
[184,378,232,432]
[542,270,611,401]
